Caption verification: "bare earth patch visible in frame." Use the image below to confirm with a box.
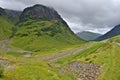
[0,58,9,67]
[59,61,101,80]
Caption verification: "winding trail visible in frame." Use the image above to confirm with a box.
[111,42,120,47]
[37,45,91,63]
[0,39,92,62]
[0,39,32,53]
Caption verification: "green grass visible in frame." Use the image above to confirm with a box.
[76,43,120,80]
[0,17,85,80]
[0,16,14,40]
[56,41,120,80]
[56,42,106,64]
[10,20,85,55]
[0,65,4,77]
[0,57,74,80]
[1,40,120,80]
[108,35,120,43]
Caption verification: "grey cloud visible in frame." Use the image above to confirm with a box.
[0,0,120,34]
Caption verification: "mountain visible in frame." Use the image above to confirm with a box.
[0,7,6,16]
[10,4,85,52]
[76,31,102,41]
[0,7,14,40]
[0,7,22,24]
[96,24,120,41]
[20,4,61,21]
[5,9,22,24]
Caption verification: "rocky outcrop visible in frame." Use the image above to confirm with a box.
[20,4,62,21]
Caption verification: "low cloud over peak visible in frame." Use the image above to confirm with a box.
[1,0,120,34]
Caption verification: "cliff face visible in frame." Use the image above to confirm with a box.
[20,4,61,21]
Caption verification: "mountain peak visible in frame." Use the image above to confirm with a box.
[20,4,61,21]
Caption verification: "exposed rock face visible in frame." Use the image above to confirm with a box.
[0,7,6,16]
[5,9,21,18]
[5,9,22,24]
[20,4,62,21]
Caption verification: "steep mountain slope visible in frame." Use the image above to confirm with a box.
[0,16,14,40]
[5,9,22,24]
[96,24,120,41]
[0,7,14,40]
[0,7,6,16]
[20,4,61,21]
[76,31,102,41]
[10,4,85,52]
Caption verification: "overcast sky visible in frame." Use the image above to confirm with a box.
[0,0,120,34]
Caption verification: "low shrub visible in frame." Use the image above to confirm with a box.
[0,65,4,77]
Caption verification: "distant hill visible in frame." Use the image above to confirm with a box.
[96,25,120,41]
[76,31,102,41]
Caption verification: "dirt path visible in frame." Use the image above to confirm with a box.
[0,39,93,63]
[111,42,120,47]
[0,39,32,54]
[37,45,91,63]
[116,43,120,46]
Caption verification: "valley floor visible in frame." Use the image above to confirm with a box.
[0,40,120,80]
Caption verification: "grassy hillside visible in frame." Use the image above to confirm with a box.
[0,16,14,40]
[5,9,21,24]
[10,19,85,54]
[55,41,120,80]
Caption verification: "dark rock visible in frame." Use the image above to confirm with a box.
[0,7,6,16]
[20,4,62,21]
